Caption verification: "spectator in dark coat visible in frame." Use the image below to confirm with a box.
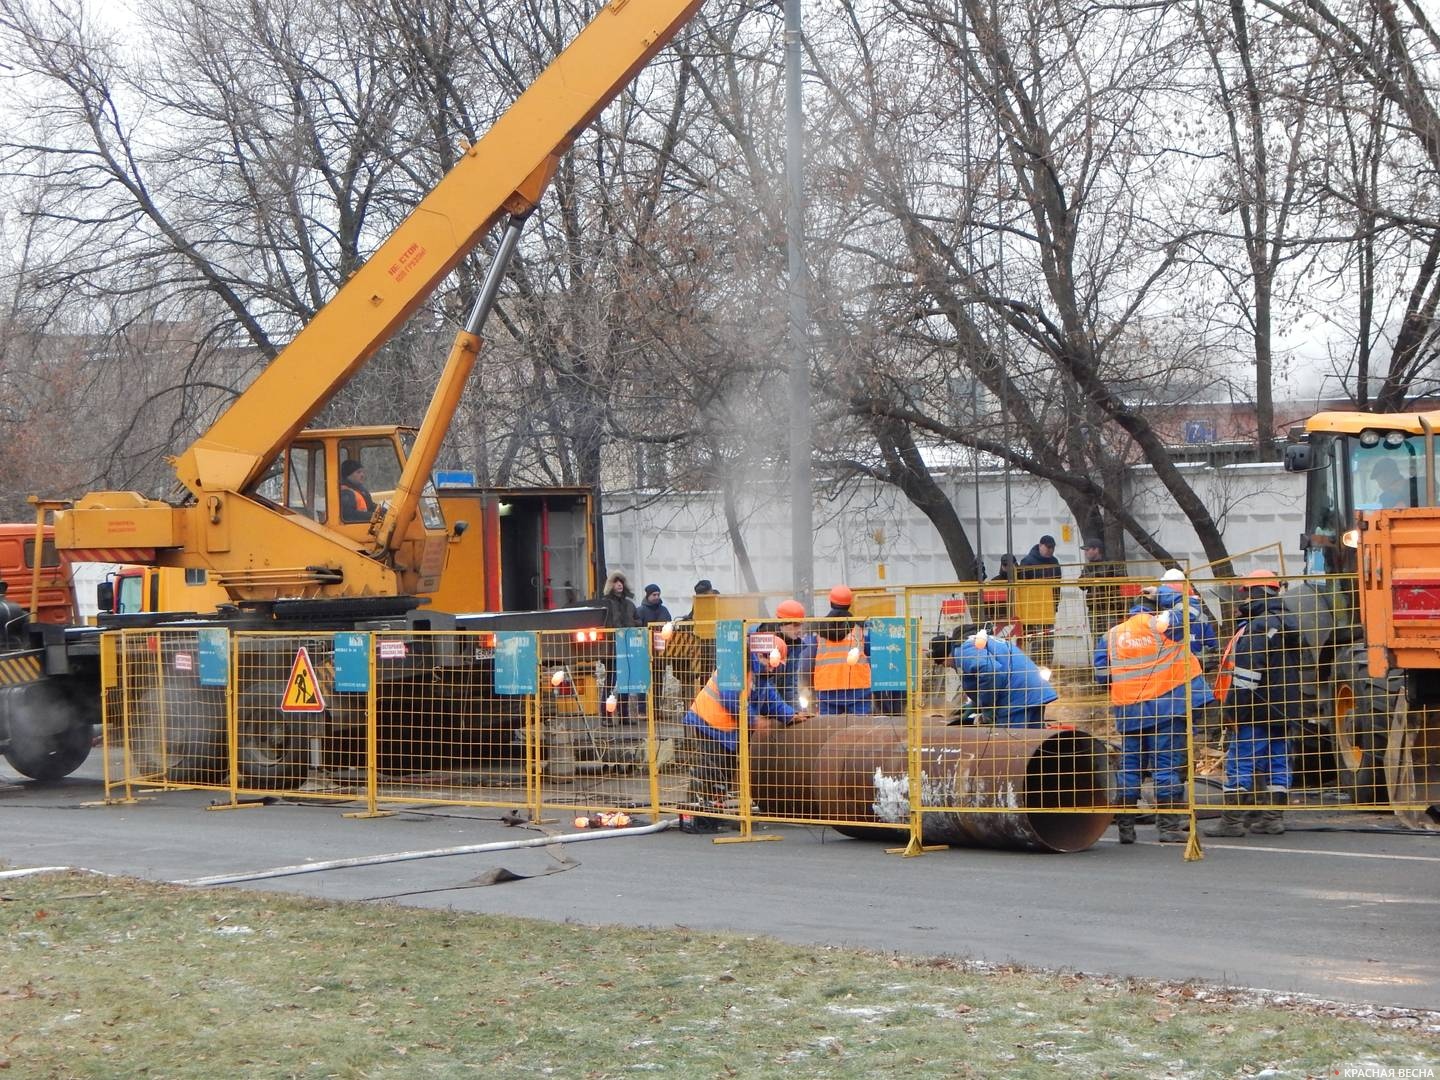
[1018,535,1062,666]
[637,584,672,626]
[682,579,717,622]
[1077,537,1126,642]
[596,571,641,721]
[1018,535,1061,579]
[597,571,641,629]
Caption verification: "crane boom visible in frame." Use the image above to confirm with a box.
[173,0,703,500]
[52,0,703,602]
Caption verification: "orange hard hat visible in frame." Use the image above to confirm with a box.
[829,585,854,607]
[1244,569,1281,591]
[776,599,807,621]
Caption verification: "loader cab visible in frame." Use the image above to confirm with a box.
[1287,416,1433,578]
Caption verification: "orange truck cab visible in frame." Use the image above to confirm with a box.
[0,524,76,626]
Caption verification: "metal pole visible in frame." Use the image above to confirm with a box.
[785,0,814,607]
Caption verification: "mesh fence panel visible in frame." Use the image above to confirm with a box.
[106,629,229,794]
[96,570,1437,847]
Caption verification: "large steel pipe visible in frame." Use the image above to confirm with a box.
[751,714,1114,852]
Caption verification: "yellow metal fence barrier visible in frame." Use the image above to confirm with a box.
[97,573,1438,848]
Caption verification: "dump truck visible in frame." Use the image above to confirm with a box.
[0,0,704,783]
[1285,409,1440,825]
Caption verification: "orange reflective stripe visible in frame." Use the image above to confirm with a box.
[1213,628,1243,703]
[1104,613,1199,705]
[812,630,870,691]
[690,674,736,732]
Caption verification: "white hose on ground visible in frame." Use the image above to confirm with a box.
[173,818,676,888]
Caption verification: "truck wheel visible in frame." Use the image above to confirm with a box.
[1385,699,1440,831]
[132,683,227,784]
[1332,658,1393,806]
[1333,681,1390,805]
[1,681,94,781]
[236,681,308,790]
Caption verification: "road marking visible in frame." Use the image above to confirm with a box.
[1202,843,1440,863]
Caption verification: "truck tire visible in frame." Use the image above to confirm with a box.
[1385,699,1440,831]
[132,683,227,784]
[236,681,308,790]
[1331,655,1392,806]
[0,680,94,781]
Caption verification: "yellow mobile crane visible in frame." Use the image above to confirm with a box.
[0,0,702,783]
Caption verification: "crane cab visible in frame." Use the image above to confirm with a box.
[255,427,442,533]
[252,425,449,592]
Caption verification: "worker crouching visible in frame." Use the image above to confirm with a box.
[944,626,1057,727]
[1095,596,1215,844]
[680,630,807,833]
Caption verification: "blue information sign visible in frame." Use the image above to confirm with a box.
[434,469,478,488]
[614,627,651,693]
[494,632,538,695]
[333,632,371,692]
[715,620,745,692]
[198,628,229,688]
[869,617,909,692]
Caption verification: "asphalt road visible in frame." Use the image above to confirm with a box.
[4,756,1437,1012]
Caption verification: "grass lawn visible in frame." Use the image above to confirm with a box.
[2,871,1436,1078]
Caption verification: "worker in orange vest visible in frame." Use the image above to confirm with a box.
[680,627,806,832]
[811,585,871,715]
[1094,594,1215,844]
[338,459,374,523]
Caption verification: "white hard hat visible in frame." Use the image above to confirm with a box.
[1161,568,1187,584]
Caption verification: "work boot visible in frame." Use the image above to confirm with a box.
[1250,789,1287,835]
[1156,813,1189,844]
[1205,792,1251,838]
[1116,814,1136,845]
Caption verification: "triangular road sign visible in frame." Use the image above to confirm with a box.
[280,646,327,713]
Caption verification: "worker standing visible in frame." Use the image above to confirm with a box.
[811,585,872,715]
[761,599,813,709]
[1206,570,1303,837]
[1094,595,1214,844]
[1153,568,1218,663]
[945,626,1057,727]
[1151,568,1220,745]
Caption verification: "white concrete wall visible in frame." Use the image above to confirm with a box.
[604,462,1304,598]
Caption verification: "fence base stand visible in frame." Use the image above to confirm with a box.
[714,825,781,844]
[890,838,947,857]
[343,810,396,819]
[1183,813,1204,861]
